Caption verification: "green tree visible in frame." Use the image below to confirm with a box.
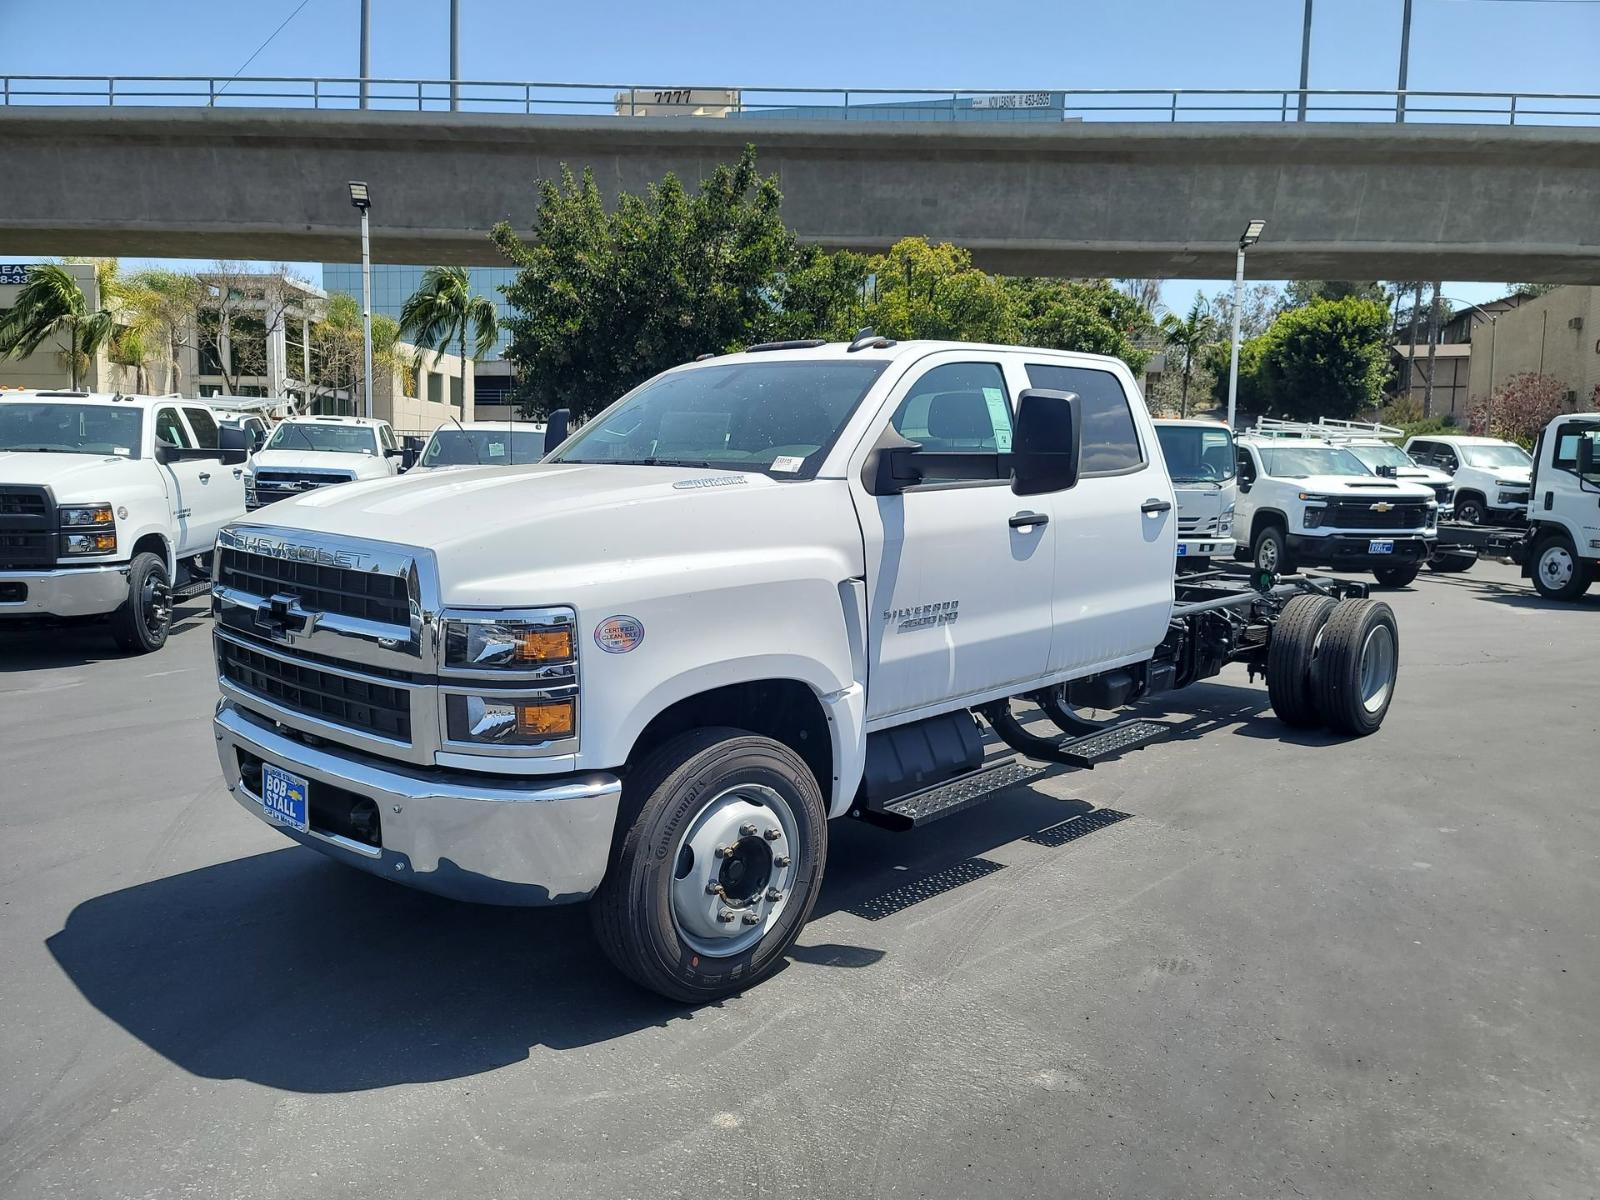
[307,293,407,413]
[1158,295,1217,418]
[0,264,116,389]
[1283,280,1389,308]
[1006,277,1153,371]
[1250,297,1393,420]
[398,266,499,407]
[493,146,804,420]
[766,244,870,342]
[860,238,1013,344]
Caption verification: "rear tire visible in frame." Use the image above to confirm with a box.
[1427,551,1475,573]
[1266,594,1338,729]
[108,551,170,655]
[1252,524,1296,576]
[591,727,827,1003]
[1530,534,1591,601]
[1312,599,1399,737]
[1372,564,1420,588]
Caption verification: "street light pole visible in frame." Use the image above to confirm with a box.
[1297,0,1314,122]
[1226,219,1267,432]
[450,0,460,112]
[1396,0,1413,123]
[349,182,374,419]
[359,0,370,110]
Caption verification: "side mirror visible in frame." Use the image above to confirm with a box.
[1376,464,1398,479]
[1010,389,1081,496]
[384,446,405,459]
[153,440,175,465]
[402,436,423,472]
[544,408,571,456]
[218,424,250,466]
[861,426,925,496]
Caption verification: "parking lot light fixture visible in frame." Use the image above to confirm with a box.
[1226,219,1267,432]
[349,181,374,419]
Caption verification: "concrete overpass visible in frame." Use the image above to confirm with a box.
[2,106,1599,281]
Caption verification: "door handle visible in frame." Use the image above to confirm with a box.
[198,472,211,483]
[1009,511,1049,530]
[233,468,245,479]
[1141,498,1172,514]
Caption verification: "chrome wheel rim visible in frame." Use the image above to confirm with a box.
[1539,545,1574,590]
[1257,536,1279,572]
[670,783,799,958]
[1359,624,1396,714]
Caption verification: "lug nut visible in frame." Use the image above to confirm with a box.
[714,844,736,859]
[765,887,783,902]
[763,828,781,841]
[739,822,758,837]
[774,855,791,868]
[741,913,761,926]
[705,882,725,896]
[717,909,737,924]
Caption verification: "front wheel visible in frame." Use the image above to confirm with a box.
[1530,535,1591,601]
[1252,525,1296,576]
[1455,493,1486,525]
[591,728,828,1002]
[1373,564,1420,588]
[108,551,171,654]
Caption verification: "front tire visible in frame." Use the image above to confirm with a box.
[1312,599,1399,737]
[108,551,171,654]
[1252,524,1296,576]
[1455,493,1486,525]
[1373,564,1420,588]
[1266,594,1338,729]
[1530,535,1591,601]
[591,728,828,1003]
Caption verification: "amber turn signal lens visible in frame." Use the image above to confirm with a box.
[516,699,574,739]
[514,629,573,663]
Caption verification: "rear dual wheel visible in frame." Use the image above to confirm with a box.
[1267,596,1399,737]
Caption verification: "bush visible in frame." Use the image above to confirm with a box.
[1467,372,1571,447]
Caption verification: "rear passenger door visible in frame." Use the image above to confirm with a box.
[1021,361,1175,676]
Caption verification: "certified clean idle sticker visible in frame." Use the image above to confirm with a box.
[595,615,645,653]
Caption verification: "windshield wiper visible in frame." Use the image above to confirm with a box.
[7,446,69,453]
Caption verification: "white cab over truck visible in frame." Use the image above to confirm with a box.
[1403,434,1532,525]
[245,415,402,509]
[1235,430,1439,588]
[1153,419,1237,568]
[1,390,248,652]
[408,420,547,473]
[209,337,1402,1001]
[1515,413,1600,600]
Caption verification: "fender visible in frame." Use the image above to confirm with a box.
[123,524,176,579]
[1250,507,1289,540]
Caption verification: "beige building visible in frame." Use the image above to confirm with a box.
[1392,342,1473,418]
[0,261,130,393]
[1467,285,1600,413]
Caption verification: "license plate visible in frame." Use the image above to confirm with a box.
[260,762,309,832]
[1175,544,1188,557]
[1368,539,1394,555]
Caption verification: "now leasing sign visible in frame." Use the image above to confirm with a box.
[0,264,33,286]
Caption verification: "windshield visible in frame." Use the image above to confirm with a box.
[1461,443,1532,469]
[267,422,379,455]
[422,428,545,467]
[552,360,890,475]
[1346,443,1416,471]
[1155,426,1235,483]
[1259,445,1371,478]
[0,403,143,458]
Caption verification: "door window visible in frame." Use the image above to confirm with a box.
[1023,363,1144,475]
[183,407,220,449]
[1236,446,1258,487]
[1551,423,1600,482]
[154,407,194,449]
[380,425,397,451]
[891,361,1012,480]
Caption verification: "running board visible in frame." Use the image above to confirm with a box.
[980,700,1167,769]
[855,760,1045,831]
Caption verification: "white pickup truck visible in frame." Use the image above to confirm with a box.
[1403,434,1532,525]
[0,390,248,652]
[245,415,402,509]
[208,337,1400,1000]
[407,420,548,473]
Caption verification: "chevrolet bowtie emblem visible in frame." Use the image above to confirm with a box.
[1370,501,1394,513]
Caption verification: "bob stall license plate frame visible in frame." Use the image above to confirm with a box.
[260,762,310,832]
[1368,539,1395,554]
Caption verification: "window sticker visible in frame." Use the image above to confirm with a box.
[771,455,805,473]
[981,387,1013,451]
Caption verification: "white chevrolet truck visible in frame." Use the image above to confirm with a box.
[1,390,248,652]
[209,337,1401,1000]
[245,415,402,509]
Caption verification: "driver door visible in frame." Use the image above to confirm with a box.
[852,354,1056,725]
[153,406,207,556]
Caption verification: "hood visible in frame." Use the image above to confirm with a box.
[1295,475,1437,499]
[1486,465,1532,484]
[1391,465,1452,486]
[251,450,387,477]
[0,451,140,495]
[224,462,863,605]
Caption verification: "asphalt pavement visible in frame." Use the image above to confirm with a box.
[1,561,1597,1199]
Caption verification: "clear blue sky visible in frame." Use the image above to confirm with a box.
[6,0,1599,310]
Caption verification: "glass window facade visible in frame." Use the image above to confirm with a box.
[320,265,518,362]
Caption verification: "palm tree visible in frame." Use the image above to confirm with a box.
[1160,296,1217,419]
[0,264,116,390]
[397,267,498,409]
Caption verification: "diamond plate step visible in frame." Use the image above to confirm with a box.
[857,759,1045,831]
[1055,719,1167,769]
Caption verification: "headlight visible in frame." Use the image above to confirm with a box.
[58,503,116,555]
[59,503,114,528]
[1303,506,1325,530]
[62,532,118,555]
[445,694,574,744]
[444,616,574,670]
[1218,507,1234,534]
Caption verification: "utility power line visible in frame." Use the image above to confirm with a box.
[217,0,318,96]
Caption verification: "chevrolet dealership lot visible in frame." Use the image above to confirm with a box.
[1,561,1596,1200]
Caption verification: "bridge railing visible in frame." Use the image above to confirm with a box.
[3,77,1600,127]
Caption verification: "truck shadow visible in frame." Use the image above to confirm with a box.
[1408,569,1600,611]
[0,601,211,671]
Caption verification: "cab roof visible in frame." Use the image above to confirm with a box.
[281,414,388,427]
[701,337,1131,372]
[0,389,218,409]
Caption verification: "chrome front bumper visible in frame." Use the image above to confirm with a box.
[214,701,622,906]
[0,563,130,618]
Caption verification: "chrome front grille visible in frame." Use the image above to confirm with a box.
[250,469,356,508]
[216,636,413,742]
[218,546,411,626]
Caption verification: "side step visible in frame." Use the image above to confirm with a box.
[1054,719,1167,769]
[855,759,1045,831]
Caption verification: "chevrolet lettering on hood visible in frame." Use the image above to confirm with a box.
[229,534,367,570]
